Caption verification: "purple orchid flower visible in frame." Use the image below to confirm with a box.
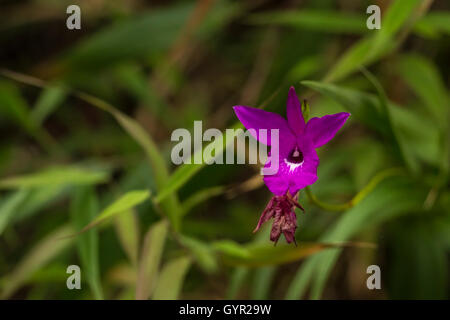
[233,86,350,244]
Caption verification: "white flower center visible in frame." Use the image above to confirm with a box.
[284,158,304,172]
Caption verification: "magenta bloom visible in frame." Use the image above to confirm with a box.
[233,87,350,243]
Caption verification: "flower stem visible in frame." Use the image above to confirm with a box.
[305,167,405,212]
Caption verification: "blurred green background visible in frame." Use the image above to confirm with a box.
[0,0,449,300]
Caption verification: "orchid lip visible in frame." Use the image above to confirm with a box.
[284,147,304,172]
[284,158,303,172]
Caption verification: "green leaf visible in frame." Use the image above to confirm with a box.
[0,190,30,235]
[286,177,427,299]
[287,55,323,83]
[152,255,192,300]
[249,10,367,34]
[70,187,103,299]
[325,35,393,83]
[213,240,252,261]
[155,122,241,205]
[301,80,388,134]
[179,235,218,273]
[301,99,310,121]
[135,220,168,300]
[77,93,181,230]
[389,220,448,299]
[82,95,169,187]
[415,12,450,37]
[30,85,66,125]
[113,64,172,126]
[78,190,150,233]
[180,185,226,217]
[350,139,386,188]
[392,106,441,167]
[325,0,422,82]
[360,67,418,175]
[285,256,316,300]
[0,225,74,299]
[370,0,421,54]
[0,187,70,236]
[397,54,449,131]
[66,4,193,70]
[114,209,140,266]
[226,267,249,299]
[302,80,440,170]
[0,79,56,151]
[213,240,373,267]
[0,166,110,189]
[195,0,242,39]
[0,80,32,131]
[1,69,180,229]
[251,267,276,299]
[9,186,68,226]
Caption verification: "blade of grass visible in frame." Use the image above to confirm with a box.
[397,54,448,129]
[70,187,103,299]
[9,186,68,225]
[154,122,242,205]
[0,69,181,230]
[152,255,192,300]
[305,167,405,212]
[0,224,74,299]
[180,185,226,217]
[135,220,168,300]
[0,166,109,189]
[360,67,419,175]
[114,209,140,266]
[65,3,193,70]
[251,266,276,299]
[213,240,375,267]
[226,267,249,299]
[178,235,218,273]
[70,190,150,236]
[324,0,424,82]
[286,177,427,299]
[249,10,367,34]
[0,190,30,235]
[301,80,389,135]
[396,54,449,206]
[31,84,66,125]
[76,92,181,230]
[301,80,428,173]
[414,12,450,36]
[113,64,174,128]
[0,80,57,152]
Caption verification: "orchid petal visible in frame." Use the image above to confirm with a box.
[287,138,319,194]
[263,173,290,196]
[253,197,275,233]
[305,112,350,148]
[288,170,318,195]
[262,137,318,195]
[286,86,305,135]
[233,106,295,145]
